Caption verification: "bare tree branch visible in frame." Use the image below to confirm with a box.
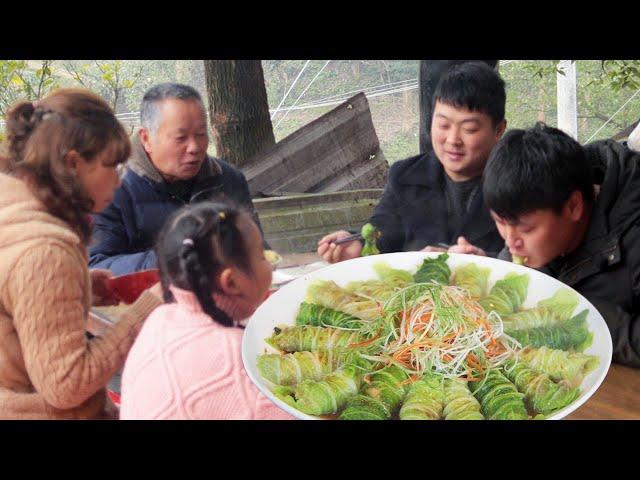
[612,120,640,141]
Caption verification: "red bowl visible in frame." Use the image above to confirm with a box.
[107,389,121,408]
[107,269,160,304]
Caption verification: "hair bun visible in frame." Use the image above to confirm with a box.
[8,101,36,130]
[4,101,38,162]
[4,102,57,164]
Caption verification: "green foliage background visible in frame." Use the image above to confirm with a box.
[1,60,639,164]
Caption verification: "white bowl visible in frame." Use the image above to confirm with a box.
[242,252,613,420]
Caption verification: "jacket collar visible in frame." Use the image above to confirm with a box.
[392,151,496,245]
[127,129,223,186]
[546,141,640,282]
[396,151,445,188]
[562,141,640,251]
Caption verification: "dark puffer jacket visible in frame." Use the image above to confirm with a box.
[89,134,263,275]
[500,140,640,367]
[369,151,505,255]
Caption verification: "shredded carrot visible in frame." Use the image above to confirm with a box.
[399,374,419,386]
[349,334,380,348]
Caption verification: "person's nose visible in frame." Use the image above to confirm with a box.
[504,226,523,250]
[186,136,202,154]
[446,126,462,146]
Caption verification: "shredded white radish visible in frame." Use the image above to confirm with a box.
[364,283,522,379]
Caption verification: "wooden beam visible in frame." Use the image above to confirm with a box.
[557,60,578,140]
[244,93,389,197]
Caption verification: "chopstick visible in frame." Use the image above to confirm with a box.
[332,233,363,245]
[331,238,451,248]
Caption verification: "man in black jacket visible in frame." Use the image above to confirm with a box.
[482,123,640,367]
[89,83,263,275]
[318,62,507,263]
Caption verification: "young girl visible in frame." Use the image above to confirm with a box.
[119,201,293,420]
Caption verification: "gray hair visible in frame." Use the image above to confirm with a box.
[140,83,205,137]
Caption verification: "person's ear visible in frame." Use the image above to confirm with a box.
[139,128,153,156]
[565,190,584,222]
[495,119,507,140]
[217,267,243,297]
[64,150,83,175]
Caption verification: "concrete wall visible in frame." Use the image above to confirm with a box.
[254,189,383,253]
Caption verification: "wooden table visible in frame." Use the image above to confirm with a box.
[566,364,640,419]
[88,251,640,420]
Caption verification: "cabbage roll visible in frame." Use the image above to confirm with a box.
[296,302,363,329]
[517,346,599,387]
[469,369,528,420]
[399,373,445,420]
[266,325,364,353]
[507,309,592,351]
[339,365,409,420]
[480,272,529,315]
[442,377,484,420]
[307,280,384,321]
[502,306,564,331]
[451,263,491,299]
[413,253,451,285]
[502,359,580,414]
[273,364,362,416]
[257,350,348,386]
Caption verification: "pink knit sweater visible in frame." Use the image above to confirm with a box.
[119,287,293,420]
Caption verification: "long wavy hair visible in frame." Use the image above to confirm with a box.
[0,88,130,243]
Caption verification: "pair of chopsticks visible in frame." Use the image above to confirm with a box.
[332,233,363,245]
[332,237,450,249]
[331,237,451,249]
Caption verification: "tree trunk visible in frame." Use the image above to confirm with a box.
[419,60,499,154]
[204,60,276,168]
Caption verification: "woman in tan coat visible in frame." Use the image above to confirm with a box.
[0,89,163,419]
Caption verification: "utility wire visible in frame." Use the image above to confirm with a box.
[270,60,310,121]
[585,87,640,143]
[295,82,417,110]
[93,61,518,122]
[302,78,418,105]
[274,60,331,132]
[2,60,518,127]
[291,60,516,109]
[275,82,419,113]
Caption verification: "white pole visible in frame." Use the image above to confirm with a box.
[557,60,578,140]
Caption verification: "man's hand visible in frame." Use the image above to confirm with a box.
[317,230,363,264]
[90,269,119,307]
[447,236,487,257]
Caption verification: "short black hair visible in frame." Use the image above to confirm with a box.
[434,62,506,126]
[483,122,595,222]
